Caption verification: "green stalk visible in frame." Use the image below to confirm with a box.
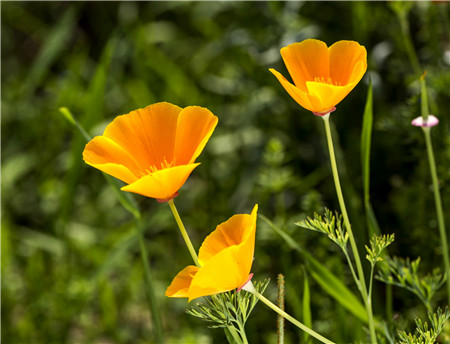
[225,326,245,344]
[277,274,285,344]
[422,127,450,305]
[244,283,335,344]
[394,5,421,75]
[167,199,200,267]
[236,322,250,344]
[322,114,377,344]
[419,76,450,304]
[136,220,164,343]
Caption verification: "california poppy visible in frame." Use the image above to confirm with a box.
[166,205,258,301]
[83,102,218,201]
[270,39,367,115]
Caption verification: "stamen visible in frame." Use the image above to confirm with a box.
[313,76,341,86]
[145,158,174,175]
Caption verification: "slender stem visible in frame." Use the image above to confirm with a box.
[343,250,360,291]
[249,287,335,344]
[167,199,200,267]
[322,114,377,344]
[368,265,375,301]
[277,274,285,344]
[396,10,421,75]
[136,220,164,343]
[422,127,450,305]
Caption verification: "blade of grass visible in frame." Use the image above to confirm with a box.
[360,77,381,237]
[259,214,368,323]
[360,78,393,322]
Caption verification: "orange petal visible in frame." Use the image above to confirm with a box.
[83,136,140,184]
[270,68,323,112]
[103,102,182,169]
[174,106,218,166]
[121,163,200,199]
[188,242,254,301]
[198,205,258,265]
[306,81,359,112]
[329,41,367,85]
[165,265,199,298]
[280,39,330,92]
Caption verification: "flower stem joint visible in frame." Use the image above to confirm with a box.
[237,273,255,293]
[156,191,179,203]
[312,107,336,117]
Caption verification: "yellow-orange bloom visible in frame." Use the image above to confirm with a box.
[270,39,367,114]
[83,102,218,201]
[166,205,258,301]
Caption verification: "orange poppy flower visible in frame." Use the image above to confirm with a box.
[83,102,218,201]
[166,205,258,301]
[270,39,367,115]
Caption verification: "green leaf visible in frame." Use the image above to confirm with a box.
[259,214,368,323]
[361,77,373,205]
[360,77,381,237]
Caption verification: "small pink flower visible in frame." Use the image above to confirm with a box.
[411,115,439,128]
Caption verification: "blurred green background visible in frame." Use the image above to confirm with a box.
[2,1,450,343]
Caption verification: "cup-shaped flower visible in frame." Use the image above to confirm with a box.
[83,102,218,201]
[270,39,367,115]
[166,205,258,301]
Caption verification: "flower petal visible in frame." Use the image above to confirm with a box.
[188,240,254,301]
[329,41,367,85]
[174,106,218,166]
[305,81,358,112]
[104,102,182,169]
[280,39,330,91]
[83,136,141,184]
[270,68,323,112]
[198,205,258,265]
[165,265,199,298]
[121,163,200,199]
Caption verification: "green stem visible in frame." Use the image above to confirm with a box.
[368,265,375,302]
[422,127,450,305]
[136,220,164,343]
[167,199,200,267]
[236,322,250,344]
[225,326,245,344]
[343,250,359,290]
[397,11,421,75]
[322,114,377,344]
[248,286,335,344]
[277,274,285,344]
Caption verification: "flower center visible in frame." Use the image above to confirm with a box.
[313,76,341,86]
